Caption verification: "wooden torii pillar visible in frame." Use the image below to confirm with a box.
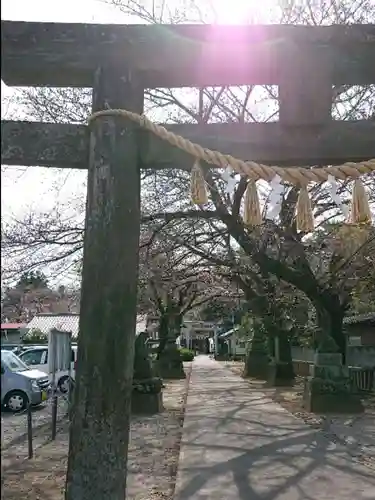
[1,21,375,499]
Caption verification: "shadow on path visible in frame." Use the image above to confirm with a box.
[174,356,375,500]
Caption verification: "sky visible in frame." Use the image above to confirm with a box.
[1,0,129,221]
[1,0,277,220]
[1,0,279,285]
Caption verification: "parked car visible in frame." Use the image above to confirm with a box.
[19,346,77,393]
[1,349,50,412]
[1,344,29,355]
[13,344,46,357]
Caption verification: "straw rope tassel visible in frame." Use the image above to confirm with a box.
[190,160,208,205]
[296,185,314,232]
[351,178,372,224]
[243,179,262,226]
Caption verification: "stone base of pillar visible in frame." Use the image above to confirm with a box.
[267,360,295,387]
[131,391,163,415]
[303,376,364,414]
[156,342,186,379]
[302,348,364,414]
[242,352,269,379]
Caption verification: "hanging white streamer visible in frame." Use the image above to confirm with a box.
[327,175,349,219]
[221,166,237,198]
[267,174,284,220]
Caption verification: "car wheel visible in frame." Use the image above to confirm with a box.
[4,390,29,413]
[58,376,73,394]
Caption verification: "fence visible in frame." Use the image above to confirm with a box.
[291,346,375,393]
[348,367,375,393]
[291,346,375,368]
[1,393,69,461]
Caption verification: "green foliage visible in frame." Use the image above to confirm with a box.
[156,342,186,379]
[179,348,195,361]
[199,297,247,332]
[237,313,254,340]
[17,271,48,289]
[22,328,48,344]
[310,377,351,395]
[132,377,163,394]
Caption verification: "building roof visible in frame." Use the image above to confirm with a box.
[26,313,147,338]
[1,323,27,330]
[26,313,80,336]
[219,327,240,339]
[344,312,375,326]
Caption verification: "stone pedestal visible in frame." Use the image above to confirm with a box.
[131,391,163,415]
[303,352,363,414]
[268,360,295,387]
[214,353,229,361]
[156,342,186,379]
[131,377,164,415]
[243,351,269,379]
[242,328,269,379]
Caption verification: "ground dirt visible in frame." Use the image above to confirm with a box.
[1,363,192,500]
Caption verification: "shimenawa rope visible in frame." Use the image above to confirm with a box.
[88,109,374,231]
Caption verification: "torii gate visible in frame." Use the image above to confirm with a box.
[1,21,375,499]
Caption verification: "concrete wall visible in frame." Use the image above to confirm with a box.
[347,346,375,368]
[345,323,375,346]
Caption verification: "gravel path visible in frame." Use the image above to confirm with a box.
[2,365,191,500]
[1,397,69,449]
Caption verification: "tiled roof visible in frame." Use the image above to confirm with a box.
[26,313,147,338]
[26,313,80,336]
[1,323,27,330]
[344,312,375,325]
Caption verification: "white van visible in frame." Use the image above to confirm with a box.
[1,350,50,412]
[19,345,77,393]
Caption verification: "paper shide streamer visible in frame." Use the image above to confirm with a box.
[267,174,284,221]
[327,175,349,220]
[221,166,237,198]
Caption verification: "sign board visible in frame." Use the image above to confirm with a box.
[48,328,72,375]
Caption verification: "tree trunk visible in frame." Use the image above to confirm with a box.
[157,308,183,358]
[243,327,269,379]
[173,313,183,339]
[156,308,185,379]
[156,313,169,359]
[274,333,295,382]
[278,334,293,367]
[316,304,346,364]
[65,66,143,500]
[268,335,275,358]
